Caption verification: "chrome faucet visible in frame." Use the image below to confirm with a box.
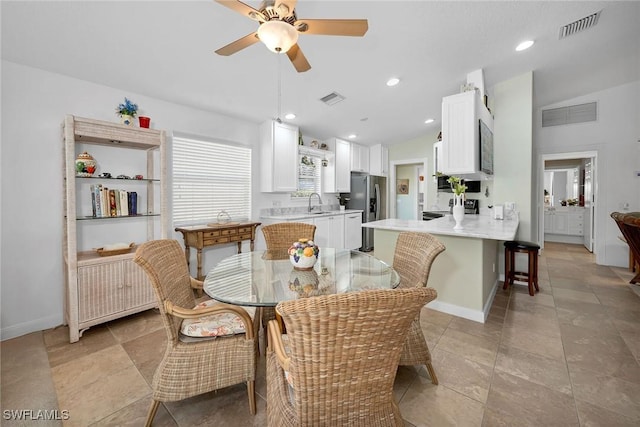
[308,192,323,213]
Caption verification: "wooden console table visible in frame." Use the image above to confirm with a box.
[175,222,261,280]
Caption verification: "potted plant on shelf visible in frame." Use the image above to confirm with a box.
[116,97,138,126]
[447,176,467,230]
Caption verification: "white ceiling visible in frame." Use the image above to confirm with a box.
[2,1,639,146]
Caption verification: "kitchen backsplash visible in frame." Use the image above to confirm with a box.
[260,203,341,217]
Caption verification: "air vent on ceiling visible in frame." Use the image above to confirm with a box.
[319,92,345,106]
[542,102,597,127]
[559,10,601,39]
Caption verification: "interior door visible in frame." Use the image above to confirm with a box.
[583,159,594,252]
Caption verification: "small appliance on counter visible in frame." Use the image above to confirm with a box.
[448,199,479,214]
[493,204,504,220]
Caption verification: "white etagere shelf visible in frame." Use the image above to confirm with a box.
[62,115,169,342]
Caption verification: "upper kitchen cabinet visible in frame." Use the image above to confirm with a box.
[350,143,369,173]
[260,120,298,192]
[369,144,388,177]
[441,91,493,176]
[323,137,351,193]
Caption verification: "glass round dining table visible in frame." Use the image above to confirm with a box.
[203,248,400,307]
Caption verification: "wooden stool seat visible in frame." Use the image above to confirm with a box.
[503,240,540,296]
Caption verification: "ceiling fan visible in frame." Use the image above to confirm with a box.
[214,0,368,72]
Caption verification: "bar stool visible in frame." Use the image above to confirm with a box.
[503,240,540,296]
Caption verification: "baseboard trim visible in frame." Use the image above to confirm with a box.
[426,280,500,324]
[1,315,62,341]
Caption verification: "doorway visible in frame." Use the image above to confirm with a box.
[539,151,597,253]
[390,158,427,220]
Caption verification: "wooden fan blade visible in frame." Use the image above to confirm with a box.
[286,44,311,72]
[274,0,297,17]
[295,19,368,36]
[215,0,265,22]
[215,32,260,56]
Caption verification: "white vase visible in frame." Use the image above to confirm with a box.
[120,114,134,126]
[453,194,465,229]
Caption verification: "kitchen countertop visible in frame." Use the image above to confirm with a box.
[260,209,363,221]
[363,215,518,241]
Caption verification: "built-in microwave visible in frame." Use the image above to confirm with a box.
[437,175,481,193]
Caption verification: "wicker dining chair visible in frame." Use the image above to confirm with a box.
[134,239,259,426]
[267,287,437,427]
[261,222,317,348]
[393,231,445,385]
[611,212,640,284]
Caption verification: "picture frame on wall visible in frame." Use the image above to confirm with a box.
[397,179,409,195]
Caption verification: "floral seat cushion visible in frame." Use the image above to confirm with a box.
[180,299,256,338]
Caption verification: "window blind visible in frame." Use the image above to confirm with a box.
[173,136,251,226]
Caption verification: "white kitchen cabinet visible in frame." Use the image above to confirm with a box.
[335,139,351,192]
[344,213,363,250]
[441,90,493,175]
[369,144,388,177]
[313,214,345,249]
[323,138,351,193]
[350,143,369,173]
[260,120,298,192]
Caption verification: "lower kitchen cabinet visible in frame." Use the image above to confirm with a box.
[313,214,345,249]
[344,212,363,250]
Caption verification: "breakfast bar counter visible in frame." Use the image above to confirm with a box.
[364,215,518,323]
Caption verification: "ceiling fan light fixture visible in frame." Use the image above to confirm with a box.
[257,20,298,53]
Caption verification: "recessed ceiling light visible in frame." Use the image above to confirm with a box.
[386,77,400,87]
[348,134,357,139]
[515,40,534,51]
[424,118,435,124]
[284,113,296,120]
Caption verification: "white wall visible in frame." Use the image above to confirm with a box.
[492,72,534,241]
[536,81,640,266]
[1,61,281,340]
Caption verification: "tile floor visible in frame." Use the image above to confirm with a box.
[2,242,640,426]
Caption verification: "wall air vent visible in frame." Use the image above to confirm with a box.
[559,10,601,39]
[319,92,345,106]
[542,102,597,127]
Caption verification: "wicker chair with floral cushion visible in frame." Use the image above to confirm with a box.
[267,287,437,427]
[393,232,445,384]
[611,212,640,284]
[261,222,317,348]
[134,239,259,427]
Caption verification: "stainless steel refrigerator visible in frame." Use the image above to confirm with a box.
[345,172,387,251]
